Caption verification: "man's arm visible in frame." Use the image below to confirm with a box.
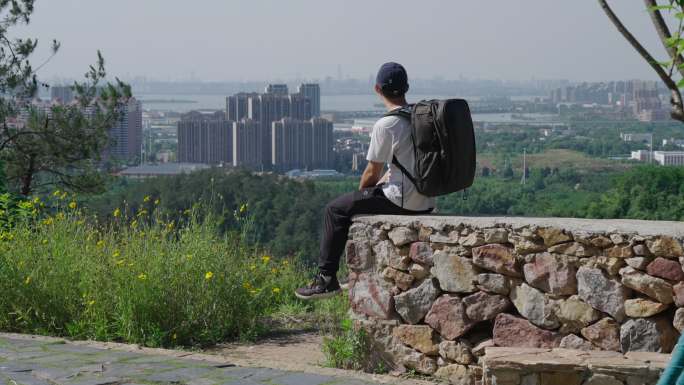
[359,161,385,190]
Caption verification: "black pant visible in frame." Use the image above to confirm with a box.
[318,185,433,276]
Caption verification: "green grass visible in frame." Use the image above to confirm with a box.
[321,318,371,371]
[0,194,308,348]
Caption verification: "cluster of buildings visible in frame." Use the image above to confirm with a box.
[631,150,684,166]
[10,86,143,164]
[177,83,334,171]
[550,80,669,122]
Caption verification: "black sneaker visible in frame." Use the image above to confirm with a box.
[295,273,341,300]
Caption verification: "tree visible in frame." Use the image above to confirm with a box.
[0,0,129,196]
[598,0,684,122]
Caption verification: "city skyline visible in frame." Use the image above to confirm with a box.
[20,1,668,83]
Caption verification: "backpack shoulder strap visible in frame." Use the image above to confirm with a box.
[384,106,412,120]
[383,105,418,186]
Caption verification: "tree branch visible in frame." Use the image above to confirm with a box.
[599,0,684,122]
[644,0,684,78]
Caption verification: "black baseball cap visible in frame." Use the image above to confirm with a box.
[376,62,409,96]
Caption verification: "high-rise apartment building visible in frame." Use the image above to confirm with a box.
[271,117,333,171]
[298,83,321,116]
[50,85,75,104]
[233,119,260,168]
[226,92,258,121]
[177,111,232,164]
[109,97,143,162]
[265,84,289,95]
[289,93,313,120]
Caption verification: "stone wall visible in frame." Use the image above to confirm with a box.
[346,215,684,385]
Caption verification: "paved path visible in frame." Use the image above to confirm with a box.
[0,335,385,385]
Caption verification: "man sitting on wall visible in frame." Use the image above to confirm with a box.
[295,62,435,299]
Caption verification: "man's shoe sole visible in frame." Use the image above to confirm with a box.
[294,288,342,300]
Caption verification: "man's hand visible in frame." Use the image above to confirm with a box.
[359,161,385,190]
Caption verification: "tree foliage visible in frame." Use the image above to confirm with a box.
[0,0,130,196]
[599,0,684,122]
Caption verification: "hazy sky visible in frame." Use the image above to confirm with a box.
[15,1,671,82]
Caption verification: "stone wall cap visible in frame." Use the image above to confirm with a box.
[353,215,684,237]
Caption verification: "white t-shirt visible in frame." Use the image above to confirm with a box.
[366,110,436,212]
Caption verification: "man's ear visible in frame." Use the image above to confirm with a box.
[374,84,383,95]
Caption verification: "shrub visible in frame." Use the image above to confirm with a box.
[321,318,370,371]
[0,193,304,348]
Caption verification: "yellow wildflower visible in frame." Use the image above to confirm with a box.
[272,287,281,294]
[166,222,175,231]
[137,209,148,217]
[205,271,214,280]
[130,220,138,229]
[115,259,125,266]
[138,273,147,280]
[154,199,160,205]
[24,276,31,285]
[282,260,289,266]
[243,282,251,289]
[56,212,65,220]
[250,264,257,271]
[87,300,96,306]
[143,195,151,203]
[52,190,61,197]
[42,217,53,226]
[271,268,278,274]
[60,191,68,200]
[32,197,40,204]
[96,240,105,248]
[239,203,248,213]
[41,239,48,245]
[262,255,271,264]
[113,208,121,218]
[113,250,121,258]
[68,201,77,209]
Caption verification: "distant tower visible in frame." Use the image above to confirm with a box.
[51,85,74,104]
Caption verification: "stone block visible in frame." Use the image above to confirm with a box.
[409,241,434,266]
[632,244,652,257]
[374,240,411,271]
[393,278,440,324]
[435,364,477,385]
[549,242,600,257]
[438,341,474,364]
[425,295,475,340]
[345,240,373,271]
[647,236,683,257]
[477,273,512,295]
[590,236,614,249]
[555,295,601,334]
[408,263,429,280]
[595,256,625,276]
[388,226,418,247]
[537,227,573,246]
[581,317,621,352]
[559,334,594,351]
[431,251,479,293]
[392,325,438,355]
[493,313,561,348]
[674,308,684,333]
[540,372,582,385]
[429,231,460,245]
[472,244,522,277]
[624,298,668,318]
[349,273,395,319]
[510,235,547,255]
[523,252,577,295]
[510,283,560,329]
[382,267,414,291]
[463,291,511,322]
[646,257,684,281]
[620,316,678,353]
[577,267,630,322]
[619,267,673,304]
[625,257,651,271]
[675,282,684,307]
[401,352,437,375]
[485,228,509,244]
[583,374,623,385]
